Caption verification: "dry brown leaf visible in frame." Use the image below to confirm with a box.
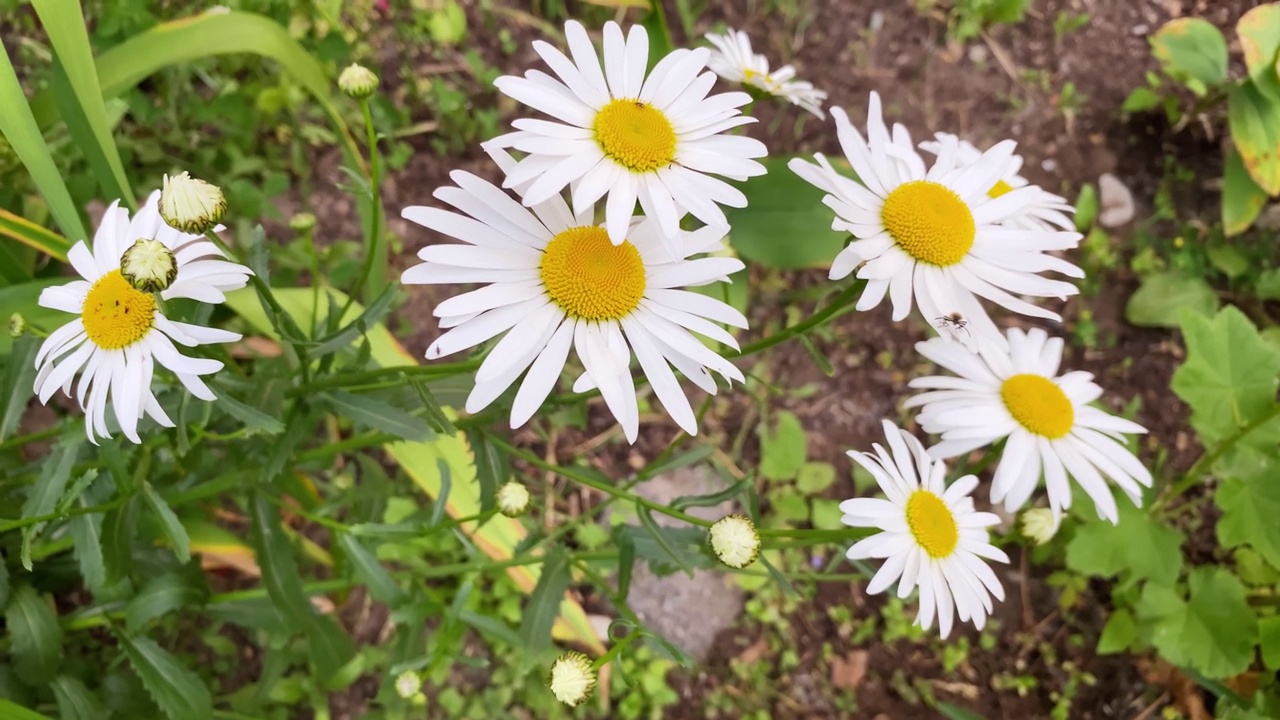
[736,637,770,664]
[831,650,868,690]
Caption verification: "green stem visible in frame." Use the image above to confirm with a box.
[593,630,637,668]
[729,279,865,359]
[342,99,384,316]
[1161,403,1280,505]
[290,360,480,394]
[0,426,60,451]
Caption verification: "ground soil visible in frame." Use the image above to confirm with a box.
[289,0,1266,717]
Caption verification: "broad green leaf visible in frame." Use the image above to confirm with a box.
[1171,306,1280,445]
[140,484,190,564]
[126,571,208,634]
[1224,145,1271,236]
[6,586,63,684]
[0,48,85,247]
[1206,245,1250,280]
[1257,270,1280,302]
[1228,81,1280,195]
[796,462,836,494]
[1,335,39,438]
[0,209,71,263]
[1259,615,1280,670]
[32,0,135,208]
[338,533,404,606]
[1124,272,1217,328]
[52,675,107,720]
[1097,608,1137,654]
[1216,449,1280,570]
[519,549,571,656]
[640,0,674,66]
[1238,4,1280,103]
[249,494,314,633]
[726,156,849,269]
[1064,500,1183,585]
[0,699,56,719]
[1137,567,1256,679]
[19,434,82,569]
[1151,18,1228,90]
[759,410,807,481]
[69,499,106,593]
[323,391,430,442]
[116,634,212,720]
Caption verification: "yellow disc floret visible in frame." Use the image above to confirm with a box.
[593,99,677,173]
[540,226,646,320]
[82,270,156,350]
[905,490,959,559]
[987,179,1014,199]
[1001,373,1074,439]
[880,180,976,266]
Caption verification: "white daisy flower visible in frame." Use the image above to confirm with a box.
[788,92,1085,351]
[704,29,827,119]
[399,149,747,443]
[487,20,768,246]
[841,420,1008,639]
[906,327,1151,524]
[33,192,251,444]
[918,133,1075,232]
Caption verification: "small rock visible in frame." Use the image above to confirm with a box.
[1132,24,1150,36]
[1041,158,1059,173]
[1098,172,1136,228]
[832,650,869,689]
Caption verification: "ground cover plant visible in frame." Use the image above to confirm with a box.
[1,1,1280,718]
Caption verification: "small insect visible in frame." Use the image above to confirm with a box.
[935,312,969,335]
[633,100,647,108]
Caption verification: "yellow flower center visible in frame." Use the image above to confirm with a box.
[905,490,959,559]
[540,226,646,320]
[82,270,156,350]
[880,180,976,266]
[1000,373,1075,439]
[987,179,1014,199]
[593,98,677,173]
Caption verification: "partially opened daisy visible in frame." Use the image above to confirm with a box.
[33,191,251,444]
[906,327,1151,524]
[788,92,1084,351]
[487,20,767,245]
[841,420,1008,639]
[705,29,826,119]
[399,149,747,442]
[919,133,1075,232]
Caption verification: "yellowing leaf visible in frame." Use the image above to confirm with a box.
[1151,18,1228,91]
[1238,4,1280,102]
[1223,143,1270,235]
[1228,82,1280,195]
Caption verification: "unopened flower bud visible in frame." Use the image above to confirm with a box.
[393,670,421,699]
[290,212,317,233]
[709,514,760,569]
[339,63,379,99]
[8,313,27,338]
[120,239,178,293]
[548,652,596,707]
[496,481,531,517]
[160,172,226,234]
[1021,507,1061,546]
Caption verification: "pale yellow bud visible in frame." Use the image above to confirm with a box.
[1021,507,1061,546]
[548,652,596,707]
[120,239,178,293]
[339,63,379,99]
[708,514,760,569]
[496,481,531,517]
[159,172,226,234]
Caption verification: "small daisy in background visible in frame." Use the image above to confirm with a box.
[918,133,1075,232]
[399,148,747,443]
[704,29,827,119]
[906,327,1151,524]
[841,420,1008,639]
[789,92,1084,351]
[486,20,767,246]
[33,191,251,444]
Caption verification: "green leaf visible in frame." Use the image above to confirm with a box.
[1238,4,1280,103]
[1064,500,1184,585]
[616,530,635,601]
[20,434,82,570]
[670,477,750,511]
[759,410,808,481]
[323,391,430,442]
[613,524,717,577]
[1136,567,1256,679]
[1259,615,1280,670]
[0,209,70,269]
[1228,81,1280,196]
[1121,86,1162,114]
[935,702,988,720]
[52,675,108,720]
[1224,144,1271,236]
[796,462,836,494]
[519,549,571,655]
[1151,18,1228,89]
[1171,306,1280,446]
[726,157,850,269]
[338,534,404,606]
[0,562,9,611]
[213,389,285,436]
[0,699,56,719]
[116,634,212,720]
[140,484,190,564]
[309,285,397,358]
[249,494,314,634]
[1216,449,1280,570]
[101,495,139,584]
[467,429,505,514]
[1207,245,1250,280]
[0,49,85,249]
[1,335,39,439]
[126,571,208,634]
[69,499,106,593]
[1097,608,1138,654]
[32,0,135,208]
[6,586,63,684]
[1124,272,1218,328]
[306,616,355,686]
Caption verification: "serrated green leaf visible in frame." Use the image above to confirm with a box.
[1171,306,1280,446]
[101,495,139,584]
[1216,449,1280,570]
[116,634,212,720]
[613,524,717,577]
[1224,145,1270,236]
[55,469,100,515]
[214,390,285,435]
[727,157,850,269]
[249,494,313,634]
[69,501,106,593]
[1259,615,1280,670]
[20,434,82,570]
[670,477,750,511]
[1228,81,1280,195]
[126,571,208,634]
[1,336,39,439]
[1238,4,1280,103]
[140,484,189,564]
[467,429,504,514]
[1064,500,1183,585]
[52,675,107,720]
[338,533,404,606]
[1097,608,1137,654]
[323,391,430,442]
[310,284,397,357]
[1151,18,1228,89]
[1124,272,1218,328]
[1136,567,1256,679]
[759,410,807,482]
[6,586,63,684]
[519,549,571,655]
